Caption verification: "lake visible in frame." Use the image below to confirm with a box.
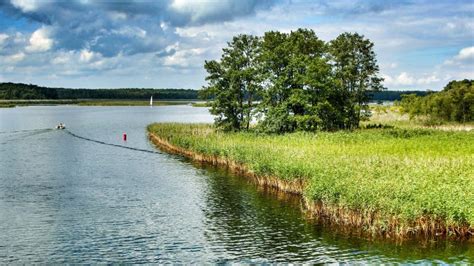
[0,105,472,263]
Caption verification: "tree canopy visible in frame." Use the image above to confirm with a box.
[0,82,199,100]
[201,29,385,133]
[399,79,474,123]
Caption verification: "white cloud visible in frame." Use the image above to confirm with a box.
[10,0,41,12]
[443,46,474,66]
[0,33,8,45]
[163,47,206,67]
[51,51,73,65]
[383,72,442,87]
[417,75,440,85]
[455,46,474,61]
[6,52,25,63]
[169,0,269,25]
[79,49,96,62]
[26,27,53,52]
[392,72,414,86]
[108,11,127,21]
[112,26,147,39]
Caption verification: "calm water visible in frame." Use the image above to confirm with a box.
[0,105,472,263]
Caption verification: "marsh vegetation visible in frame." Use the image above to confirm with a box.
[148,122,473,239]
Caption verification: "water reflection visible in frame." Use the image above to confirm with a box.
[197,164,474,263]
[0,106,472,263]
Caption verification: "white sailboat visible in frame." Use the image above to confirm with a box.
[150,96,153,107]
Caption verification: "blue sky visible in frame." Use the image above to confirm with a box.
[0,0,473,90]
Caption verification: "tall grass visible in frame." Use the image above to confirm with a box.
[148,123,474,237]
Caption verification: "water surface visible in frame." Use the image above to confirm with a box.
[0,105,472,263]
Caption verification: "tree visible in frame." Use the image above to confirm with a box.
[399,79,474,122]
[258,29,332,133]
[329,32,385,129]
[201,34,262,131]
[201,29,387,133]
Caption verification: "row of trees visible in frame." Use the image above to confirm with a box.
[1,81,419,103]
[399,79,474,123]
[201,29,385,132]
[370,90,429,102]
[0,82,199,100]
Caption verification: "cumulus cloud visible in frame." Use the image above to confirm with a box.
[169,0,275,25]
[25,26,53,52]
[10,0,41,12]
[6,52,26,63]
[0,33,8,45]
[444,46,474,65]
[79,49,97,63]
[0,0,473,89]
[0,0,277,59]
[163,47,207,68]
[456,46,474,60]
[383,72,442,88]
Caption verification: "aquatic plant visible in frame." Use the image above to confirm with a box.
[148,123,474,239]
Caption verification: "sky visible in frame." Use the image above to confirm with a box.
[0,0,473,90]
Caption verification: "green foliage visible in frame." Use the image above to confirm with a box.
[201,29,384,133]
[201,34,262,131]
[399,80,474,122]
[259,29,332,133]
[149,123,474,228]
[369,90,429,101]
[329,32,385,129]
[149,105,474,237]
[0,82,199,100]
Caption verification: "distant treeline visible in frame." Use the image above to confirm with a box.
[0,82,429,101]
[0,82,199,100]
[399,79,473,123]
[369,90,429,101]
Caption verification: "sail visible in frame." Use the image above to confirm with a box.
[150,96,153,106]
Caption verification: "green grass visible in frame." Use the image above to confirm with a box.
[0,99,79,106]
[148,123,474,233]
[191,101,212,107]
[0,103,15,108]
[366,105,474,130]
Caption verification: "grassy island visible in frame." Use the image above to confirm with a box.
[148,123,474,239]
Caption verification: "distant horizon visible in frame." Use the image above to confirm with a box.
[1,80,457,92]
[1,1,473,90]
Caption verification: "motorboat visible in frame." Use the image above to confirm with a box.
[56,123,66,129]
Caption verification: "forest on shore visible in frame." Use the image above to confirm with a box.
[0,82,428,102]
[0,82,199,100]
[201,29,472,132]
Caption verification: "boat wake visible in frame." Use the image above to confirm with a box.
[64,130,162,154]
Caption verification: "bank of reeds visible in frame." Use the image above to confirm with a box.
[147,123,474,240]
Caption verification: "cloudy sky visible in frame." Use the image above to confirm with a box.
[0,0,473,90]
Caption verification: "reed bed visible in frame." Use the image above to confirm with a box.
[147,123,474,239]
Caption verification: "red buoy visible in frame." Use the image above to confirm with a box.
[123,133,127,141]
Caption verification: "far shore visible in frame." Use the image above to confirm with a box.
[0,99,201,107]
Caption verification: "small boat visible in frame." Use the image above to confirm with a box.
[56,123,66,129]
[150,96,153,107]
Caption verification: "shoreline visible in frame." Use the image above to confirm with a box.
[148,130,473,241]
[0,99,198,107]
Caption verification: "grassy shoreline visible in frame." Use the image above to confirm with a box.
[147,123,474,240]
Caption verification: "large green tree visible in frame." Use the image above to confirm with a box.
[329,32,384,129]
[201,29,386,133]
[259,29,333,133]
[201,34,262,131]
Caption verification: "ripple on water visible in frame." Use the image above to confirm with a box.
[0,106,472,264]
